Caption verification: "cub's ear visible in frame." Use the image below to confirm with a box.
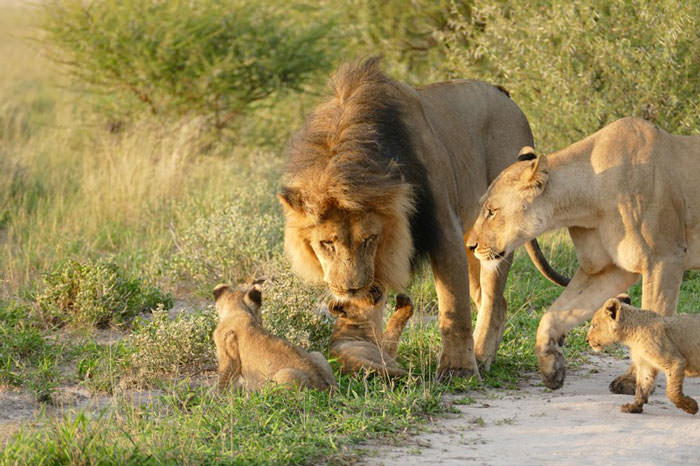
[616,293,631,305]
[327,299,346,318]
[213,284,230,301]
[277,186,306,214]
[604,298,622,320]
[244,285,263,310]
[516,146,537,162]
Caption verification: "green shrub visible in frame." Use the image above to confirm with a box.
[438,0,700,150]
[40,0,337,130]
[36,258,173,328]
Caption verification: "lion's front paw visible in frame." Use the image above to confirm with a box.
[621,402,643,413]
[609,373,636,395]
[536,339,566,390]
[437,352,480,382]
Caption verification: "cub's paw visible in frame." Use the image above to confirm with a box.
[609,373,636,395]
[676,396,698,415]
[621,402,643,414]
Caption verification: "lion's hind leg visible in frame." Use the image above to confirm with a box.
[271,368,313,390]
[308,351,338,390]
[381,293,414,358]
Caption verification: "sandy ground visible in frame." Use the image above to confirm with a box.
[366,354,700,466]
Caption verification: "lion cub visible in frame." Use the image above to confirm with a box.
[328,292,413,377]
[587,295,700,415]
[213,282,337,392]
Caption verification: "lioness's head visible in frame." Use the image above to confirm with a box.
[586,294,631,351]
[467,146,550,264]
[213,280,264,324]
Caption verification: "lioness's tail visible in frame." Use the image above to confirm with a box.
[525,239,570,287]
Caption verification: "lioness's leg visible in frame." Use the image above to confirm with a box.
[665,362,698,414]
[432,222,478,379]
[536,265,639,389]
[621,363,657,413]
[381,294,413,358]
[473,253,511,371]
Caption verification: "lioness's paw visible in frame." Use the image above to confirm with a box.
[621,402,643,413]
[536,340,566,390]
[437,353,480,382]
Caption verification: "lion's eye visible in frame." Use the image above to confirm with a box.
[362,235,377,248]
[486,207,497,218]
[320,240,335,253]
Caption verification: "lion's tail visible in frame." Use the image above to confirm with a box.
[525,239,570,287]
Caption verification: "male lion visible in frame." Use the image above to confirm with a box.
[213,282,337,392]
[467,116,700,391]
[588,295,700,415]
[278,58,566,378]
[329,291,413,377]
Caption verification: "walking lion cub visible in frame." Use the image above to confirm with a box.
[213,282,337,392]
[587,295,700,414]
[328,292,413,377]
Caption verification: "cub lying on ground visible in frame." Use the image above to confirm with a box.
[587,295,700,414]
[328,292,413,377]
[213,282,337,392]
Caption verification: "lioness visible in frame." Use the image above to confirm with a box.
[328,291,413,377]
[588,295,700,415]
[467,117,700,392]
[279,58,567,378]
[213,282,337,392]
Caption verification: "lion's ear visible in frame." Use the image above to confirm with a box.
[518,154,548,198]
[328,299,346,318]
[605,298,622,320]
[277,186,306,214]
[516,146,537,161]
[244,285,263,310]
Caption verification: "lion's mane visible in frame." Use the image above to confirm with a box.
[280,58,437,291]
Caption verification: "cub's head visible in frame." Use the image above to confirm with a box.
[213,280,264,324]
[327,285,384,322]
[467,146,550,265]
[586,294,631,351]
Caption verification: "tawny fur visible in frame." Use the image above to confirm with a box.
[329,294,414,377]
[278,57,562,378]
[468,117,700,392]
[587,296,700,415]
[213,283,337,392]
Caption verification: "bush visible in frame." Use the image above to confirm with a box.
[36,258,173,328]
[40,0,337,130]
[438,0,700,150]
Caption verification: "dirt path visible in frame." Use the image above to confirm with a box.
[367,354,700,465]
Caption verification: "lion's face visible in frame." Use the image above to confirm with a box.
[467,148,549,265]
[586,298,623,352]
[308,208,383,298]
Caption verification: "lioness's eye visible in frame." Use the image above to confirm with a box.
[486,207,497,218]
[362,235,377,248]
[320,240,335,253]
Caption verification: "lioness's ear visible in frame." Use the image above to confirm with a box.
[213,284,230,301]
[328,299,346,318]
[277,186,306,213]
[605,298,621,320]
[516,146,537,162]
[518,154,548,198]
[616,293,631,305]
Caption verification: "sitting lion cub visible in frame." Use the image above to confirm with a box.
[328,292,413,377]
[587,295,700,415]
[213,282,337,392]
